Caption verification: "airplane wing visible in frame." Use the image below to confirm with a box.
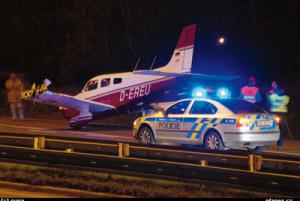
[133,70,240,81]
[21,79,115,113]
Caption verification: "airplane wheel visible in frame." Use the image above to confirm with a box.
[70,124,82,130]
[204,131,225,151]
[137,126,155,145]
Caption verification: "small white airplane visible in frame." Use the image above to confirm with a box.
[21,24,239,129]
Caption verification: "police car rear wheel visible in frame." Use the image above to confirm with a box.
[138,126,154,144]
[204,132,224,151]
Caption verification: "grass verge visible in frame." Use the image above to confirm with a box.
[0,162,290,198]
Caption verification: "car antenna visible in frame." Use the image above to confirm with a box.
[150,56,157,71]
[133,57,141,72]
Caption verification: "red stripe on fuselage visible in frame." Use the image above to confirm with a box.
[92,78,176,108]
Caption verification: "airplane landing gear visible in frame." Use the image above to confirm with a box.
[69,107,92,130]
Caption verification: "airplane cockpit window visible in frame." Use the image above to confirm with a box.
[84,80,98,91]
[113,78,122,85]
[101,78,111,88]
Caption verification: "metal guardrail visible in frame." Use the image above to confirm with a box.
[0,133,300,194]
[0,135,34,147]
[130,145,251,170]
[0,144,300,194]
[0,133,299,176]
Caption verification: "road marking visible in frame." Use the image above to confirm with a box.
[0,124,44,130]
[28,128,134,140]
[30,129,60,134]
[56,129,133,139]
[40,130,60,134]
[264,150,300,157]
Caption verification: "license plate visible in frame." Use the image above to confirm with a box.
[256,120,273,127]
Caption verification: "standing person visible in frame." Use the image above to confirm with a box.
[268,86,290,148]
[5,73,24,120]
[241,76,262,105]
[266,81,279,110]
[267,81,278,95]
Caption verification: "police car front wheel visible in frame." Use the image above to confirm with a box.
[137,126,155,144]
[204,131,225,151]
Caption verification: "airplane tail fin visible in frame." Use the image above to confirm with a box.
[156,24,196,73]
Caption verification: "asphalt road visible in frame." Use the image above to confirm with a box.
[0,117,299,156]
[0,117,135,143]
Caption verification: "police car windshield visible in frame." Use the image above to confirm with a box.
[220,100,266,114]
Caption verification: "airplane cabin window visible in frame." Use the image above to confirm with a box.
[84,80,98,91]
[101,78,111,88]
[113,78,122,85]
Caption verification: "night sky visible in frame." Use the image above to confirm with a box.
[0,0,299,95]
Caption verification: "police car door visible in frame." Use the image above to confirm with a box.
[184,100,218,144]
[156,100,192,144]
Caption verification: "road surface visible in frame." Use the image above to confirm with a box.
[0,117,299,156]
[0,117,135,143]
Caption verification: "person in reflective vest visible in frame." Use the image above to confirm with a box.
[241,76,262,105]
[269,88,290,113]
[267,86,290,148]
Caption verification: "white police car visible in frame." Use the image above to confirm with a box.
[133,99,280,152]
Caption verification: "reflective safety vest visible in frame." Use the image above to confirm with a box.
[269,93,290,113]
[241,86,259,103]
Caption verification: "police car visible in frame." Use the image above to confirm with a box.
[133,99,280,152]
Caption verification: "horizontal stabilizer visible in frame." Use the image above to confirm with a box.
[21,80,115,113]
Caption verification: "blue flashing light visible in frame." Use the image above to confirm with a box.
[216,88,231,99]
[192,87,207,98]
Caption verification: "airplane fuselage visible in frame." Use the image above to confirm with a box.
[78,72,175,107]
[61,72,177,120]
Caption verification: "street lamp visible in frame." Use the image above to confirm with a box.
[217,37,226,45]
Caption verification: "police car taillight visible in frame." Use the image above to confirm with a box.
[236,116,250,127]
[275,116,280,126]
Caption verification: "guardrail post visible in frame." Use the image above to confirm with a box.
[123,144,130,157]
[33,137,39,149]
[248,154,255,172]
[200,160,207,167]
[255,155,263,171]
[38,137,45,149]
[34,137,45,149]
[118,143,123,158]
